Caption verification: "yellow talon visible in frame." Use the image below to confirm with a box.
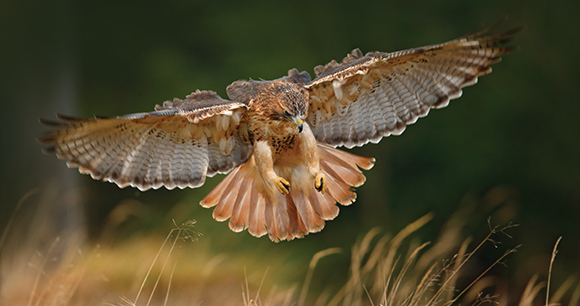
[275,177,290,194]
[314,172,327,194]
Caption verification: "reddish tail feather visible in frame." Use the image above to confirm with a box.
[200,143,374,242]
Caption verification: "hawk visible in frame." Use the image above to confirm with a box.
[39,25,520,242]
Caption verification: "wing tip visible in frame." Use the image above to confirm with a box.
[40,146,56,154]
[38,116,68,127]
[464,16,524,39]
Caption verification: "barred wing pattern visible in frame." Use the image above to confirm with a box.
[305,26,520,148]
[38,90,253,191]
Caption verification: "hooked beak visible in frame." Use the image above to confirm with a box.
[296,118,304,133]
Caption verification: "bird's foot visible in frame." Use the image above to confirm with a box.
[274,177,290,195]
[314,172,327,194]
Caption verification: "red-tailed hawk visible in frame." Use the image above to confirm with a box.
[39,25,520,242]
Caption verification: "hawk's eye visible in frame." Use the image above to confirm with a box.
[283,110,292,117]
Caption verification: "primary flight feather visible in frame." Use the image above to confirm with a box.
[39,24,520,242]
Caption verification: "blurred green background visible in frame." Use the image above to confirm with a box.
[1,0,579,300]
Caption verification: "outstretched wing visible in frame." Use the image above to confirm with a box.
[305,25,521,148]
[38,90,253,191]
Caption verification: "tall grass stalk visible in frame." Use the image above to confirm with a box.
[2,191,579,305]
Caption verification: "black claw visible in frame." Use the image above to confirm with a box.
[315,178,323,192]
[281,181,290,193]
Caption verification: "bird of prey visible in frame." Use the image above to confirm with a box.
[39,24,520,242]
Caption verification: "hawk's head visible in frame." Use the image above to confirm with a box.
[270,81,307,133]
[227,79,308,132]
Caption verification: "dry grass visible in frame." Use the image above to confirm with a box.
[1,189,578,306]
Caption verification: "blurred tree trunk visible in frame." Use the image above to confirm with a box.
[0,0,87,291]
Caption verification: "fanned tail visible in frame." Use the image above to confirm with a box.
[200,143,375,242]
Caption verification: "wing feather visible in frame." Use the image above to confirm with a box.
[306,25,522,148]
[38,90,253,191]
